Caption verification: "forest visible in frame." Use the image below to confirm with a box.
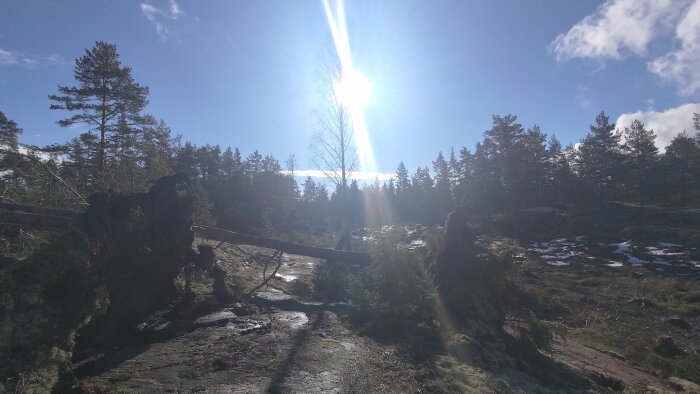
[2,41,700,393]
[2,42,699,233]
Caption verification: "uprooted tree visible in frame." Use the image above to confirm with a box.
[0,172,371,393]
[0,173,194,392]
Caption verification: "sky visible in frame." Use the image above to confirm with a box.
[1,0,699,180]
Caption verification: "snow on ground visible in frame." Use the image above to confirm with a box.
[275,274,298,282]
[528,237,698,272]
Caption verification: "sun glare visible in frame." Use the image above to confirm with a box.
[334,69,372,112]
[323,0,377,174]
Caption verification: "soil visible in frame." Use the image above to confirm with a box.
[74,237,697,393]
[75,248,426,393]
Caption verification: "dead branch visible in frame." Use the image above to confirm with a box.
[0,148,87,206]
[246,250,283,297]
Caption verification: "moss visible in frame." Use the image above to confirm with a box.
[0,228,107,393]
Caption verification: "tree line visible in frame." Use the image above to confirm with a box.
[1,41,699,233]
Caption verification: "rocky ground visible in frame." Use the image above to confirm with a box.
[73,231,700,393]
[75,246,429,393]
[519,235,700,392]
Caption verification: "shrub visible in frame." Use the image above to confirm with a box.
[347,237,437,332]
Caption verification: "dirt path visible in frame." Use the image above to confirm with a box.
[78,253,424,393]
[550,338,673,392]
[76,244,691,393]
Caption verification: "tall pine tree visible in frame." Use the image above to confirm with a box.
[50,41,150,186]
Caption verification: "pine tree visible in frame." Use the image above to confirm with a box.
[141,119,174,185]
[576,111,622,200]
[175,142,197,177]
[221,146,235,178]
[49,41,150,185]
[245,150,263,180]
[453,147,474,206]
[482,114,527,211]
[395,162,411,194]
[432,151,453,218]
[662,132,700,205]
[448,148,459,185]
[0,111,22,149]
[545,135,572,203]
[622,119,658,208]
[521,125,548,205]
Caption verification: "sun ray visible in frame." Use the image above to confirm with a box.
[323,0,377,174]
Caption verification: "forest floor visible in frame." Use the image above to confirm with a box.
[73,233,700,393]
[519,237,700,392]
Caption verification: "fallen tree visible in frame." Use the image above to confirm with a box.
[0,175,371,392]
[0,211,75,228]
[193,225,371,265]
[2,207,371,266]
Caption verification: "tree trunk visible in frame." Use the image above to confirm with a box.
[193,225,370,265]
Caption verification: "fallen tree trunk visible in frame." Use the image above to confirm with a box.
[193,225,371,265]
[0,202,82,218]
[0,211,75,228]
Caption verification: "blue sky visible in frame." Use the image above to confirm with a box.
[1,0,699,179]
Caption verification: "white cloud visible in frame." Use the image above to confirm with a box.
[284,169,395,181]
[141,0,186,41]
[615,103,700,150]
[574,85,592,108]
[647,0,700,95]
[551,0,700,95]
[0,48,65,67]
[550,0,682,61]
[0,48,18,65]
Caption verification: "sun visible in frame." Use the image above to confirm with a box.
[334,69,372,113]
[324,0,377,173]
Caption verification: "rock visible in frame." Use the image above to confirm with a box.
[231,302,257,316]
[655,336,684,357]
[669,377,700,392]
[666,317,692,330]
[685,291,700,303]
[193,310,237,327]
[593,373,625,392]
[626,297,655,308]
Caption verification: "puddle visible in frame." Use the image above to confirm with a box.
[407,239,426,250]
[272,311,309,329]
[257,287,294,301]
[275,273,298,282]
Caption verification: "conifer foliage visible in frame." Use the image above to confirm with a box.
[3,42,700,228]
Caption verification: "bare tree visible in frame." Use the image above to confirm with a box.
[311,54,357,251]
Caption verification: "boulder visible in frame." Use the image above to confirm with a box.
[666,317,692,330]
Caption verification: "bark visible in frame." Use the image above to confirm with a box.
[0,211,75,228]
[0,202,81,218]
[193,225,371,265]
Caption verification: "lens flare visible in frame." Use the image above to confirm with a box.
[333,69,372,111]
[323,0,377,174]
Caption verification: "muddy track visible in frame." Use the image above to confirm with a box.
[78,253,425,393]
[76,242,689,393]
[550,338,673,392]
